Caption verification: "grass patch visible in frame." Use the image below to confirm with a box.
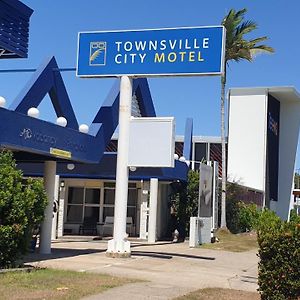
[0,268,136,300]
[200,229,258,252]
[175,287,260,300]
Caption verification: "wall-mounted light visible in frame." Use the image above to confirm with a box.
[179,156,186,162]
[0,96,6,108]
[67,163,75,170]
[56,116,67,127]
[27,107,40,118]
[60,180,65,188]
[129,166,137,172]
[79,124,89,134]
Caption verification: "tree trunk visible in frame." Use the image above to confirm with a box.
[220,74,227,228]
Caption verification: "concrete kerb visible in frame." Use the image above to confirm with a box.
[25,237,259,299]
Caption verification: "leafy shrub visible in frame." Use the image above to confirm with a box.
[257,209,300,299]
[238,202,260,232]
[226,197,240,233]
[0,150,48,268]
[169,170,199,238]
[226,182,261,233]
[0,224,24,267]
[226,182,244,233]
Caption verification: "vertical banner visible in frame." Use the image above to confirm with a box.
[266,95,280,204]
[212,161,219,228]
[198,163,213,217]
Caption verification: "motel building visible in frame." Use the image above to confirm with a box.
[6,59,300,242]
[18,133,223,240]
[2,0,300,256]
[6,54,222,240]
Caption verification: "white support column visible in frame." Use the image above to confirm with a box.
[51,175,59,240]
[107,76,132,257]
[212,162,219,229]
[40,161,57,254]
[139,181,149,239]
[57,181,65,238]
[148,178,158,244]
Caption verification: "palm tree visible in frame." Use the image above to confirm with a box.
[220,8,274,228]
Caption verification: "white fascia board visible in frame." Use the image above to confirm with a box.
[229,86,300,103]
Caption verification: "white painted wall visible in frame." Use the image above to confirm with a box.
[228,87,300,220]
[227,90,267,191]
[277,99,300,219]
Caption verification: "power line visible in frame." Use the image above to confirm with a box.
[0,68,76,74]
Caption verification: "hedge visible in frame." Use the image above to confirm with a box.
[257,210,300,299]
[0,150,47,268]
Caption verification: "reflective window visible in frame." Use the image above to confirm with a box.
[84,206,100,221]
[85,188,100,204]
[104,189,115,205]
[103,207,114,220]
[194,143,207,169]
[66,187,100,223]
[67,205,83,222]
[128,189,137,206]
[68,187,84,204]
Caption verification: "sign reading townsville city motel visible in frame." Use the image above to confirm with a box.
[76,26,225,77]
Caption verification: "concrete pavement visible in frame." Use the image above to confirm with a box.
[24,237,259,299]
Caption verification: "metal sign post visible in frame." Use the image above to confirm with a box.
[106,76,132,257]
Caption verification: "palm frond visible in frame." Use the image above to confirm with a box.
[250,46,275,58]
[234,8,247,20]
[249,36,269,44]
[222,7,274,64]
[236,20,257,36]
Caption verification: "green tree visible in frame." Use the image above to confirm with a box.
[294,172,300,189]
[0,150,47,268]
[170,170,199,237]
[220,8,274,227]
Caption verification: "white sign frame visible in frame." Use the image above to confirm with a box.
[128,117,175,168]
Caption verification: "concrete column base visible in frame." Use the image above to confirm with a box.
[106,239,131,258]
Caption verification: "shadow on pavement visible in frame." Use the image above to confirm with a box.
[23,248,105,263]
[131,251,215,260]
[23,239,215,263]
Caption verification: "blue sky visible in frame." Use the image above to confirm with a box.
[1,1,300,168]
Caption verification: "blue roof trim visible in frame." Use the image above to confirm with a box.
[133,78,156,117]
[0,107,105,163]
[18,152,188,182]
[90,78,157,146]
[90,80,120,144]
[3,54,189,181]
[9,56,79,129]
[1,56,163,165]
[183,118,193,160]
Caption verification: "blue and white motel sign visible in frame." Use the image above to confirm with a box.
[76,26,226,255]
[77,26,225,77]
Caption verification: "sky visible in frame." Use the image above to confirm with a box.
[1,1,300,168]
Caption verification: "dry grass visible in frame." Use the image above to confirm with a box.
[200,229,258,252]
[0,268,136,300]
[175,287,260,300]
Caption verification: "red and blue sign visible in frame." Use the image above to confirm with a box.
[77,26,225,78]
